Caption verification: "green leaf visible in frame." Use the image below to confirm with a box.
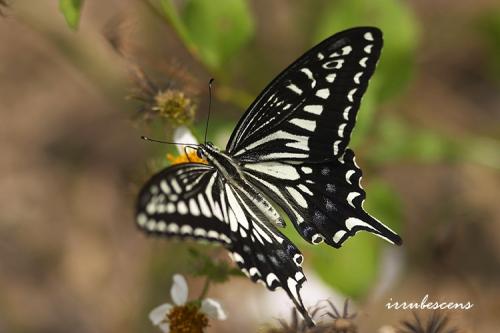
[180,0,254,70]
[314,0,419,102]
[59,0,84,31]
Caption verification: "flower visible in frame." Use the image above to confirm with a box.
[128,65,198,125]
[166,127,207,165]
[149,274,227,333]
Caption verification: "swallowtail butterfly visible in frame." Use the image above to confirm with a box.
[136,27,402,326]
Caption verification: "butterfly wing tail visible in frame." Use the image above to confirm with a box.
[340,149,403,246]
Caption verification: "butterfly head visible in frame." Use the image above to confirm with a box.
[196,142,218,159]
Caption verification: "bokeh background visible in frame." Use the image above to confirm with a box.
[1,0,499,332]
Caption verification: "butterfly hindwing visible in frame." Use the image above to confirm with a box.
[242,149,402,247]
[227,27,382,161]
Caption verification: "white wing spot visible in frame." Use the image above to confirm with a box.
[266,273,279,287]
[343,45,353,54]
[345,170,355,184]
[301,166,312,174]
[298,184,313,196]
[146,202,156,214]
[245,162,300,180]
[208,230,219,239]
[287,83,303,95]
[289,118,316,132]
[333,140,341,155]
[326,73,336,83]
[167,223,179,233]
[150,185,159,195]
[364,32,374,41]
[286,186,307,208]
[348,88,357,102]
[359,57,368,68]
[177,201,188,215]
[194,228,207,237]
[333,230,347,243]
[137,213,147,226]
[164,203,173,214]
[347,192,360,208]
[295,271,305,281]
[249,267,261,277]
[146,220,156,231]
[197,194,211,217]
[170,179,181,193]
[316,88,330,99]
[219,234,231,244]
[364,44,373,54]
[354,72,363,84]
[157,221,167,232]
[160,180,170,194]
[232,252,244,263]
[304,105,323,115]
[189,199,200,216]
[338,123,347,138]
[180,225,192,234]
[343,106,352,120]
[317,52,324,60]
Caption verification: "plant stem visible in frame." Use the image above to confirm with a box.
[199,276,211,300]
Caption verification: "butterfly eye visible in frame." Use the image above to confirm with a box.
[196,149,203,159]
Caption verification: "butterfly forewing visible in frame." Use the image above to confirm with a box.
[227,27,382,161]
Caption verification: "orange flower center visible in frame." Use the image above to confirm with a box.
[167,151,207,165]
[167,304,209,333]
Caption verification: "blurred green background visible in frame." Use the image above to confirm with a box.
[1,0,499,332]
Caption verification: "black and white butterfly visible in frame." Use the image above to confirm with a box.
[136,27,402,326]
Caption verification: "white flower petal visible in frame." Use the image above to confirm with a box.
[174,126,199,154]
[158,323,170,333]
[149,303,173,325]
[170,274,189,305]
[201,298,227,320]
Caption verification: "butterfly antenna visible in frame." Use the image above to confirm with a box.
[141,136,199,148]
[204,78,214,144]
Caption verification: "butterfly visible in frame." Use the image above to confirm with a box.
[136,27,402,326]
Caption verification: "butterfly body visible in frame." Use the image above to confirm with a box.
[136,27,402,327]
